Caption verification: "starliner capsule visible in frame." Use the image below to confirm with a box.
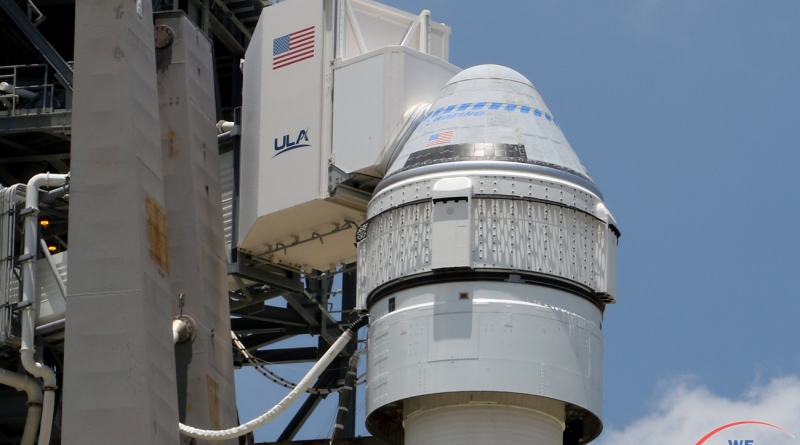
[356,65,620,445]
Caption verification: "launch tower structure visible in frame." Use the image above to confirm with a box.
[0,0,619,444]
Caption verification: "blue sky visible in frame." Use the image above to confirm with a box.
[236,1,800,442]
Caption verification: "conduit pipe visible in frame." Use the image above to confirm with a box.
[172,317,193,344]
[179,315,369,440]
[0,82,37,100]
[330,349,365,445]
[22,172,68,445]
[0,368,42,445]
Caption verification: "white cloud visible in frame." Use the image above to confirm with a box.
[595,376,800,445]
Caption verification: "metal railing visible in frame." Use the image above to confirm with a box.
[0,64,56,116]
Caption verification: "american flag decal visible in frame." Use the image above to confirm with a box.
[273,26,315,70]
[426,130,454,147]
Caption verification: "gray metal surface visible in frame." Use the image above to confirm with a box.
[367,168,602,218]
[357,195,616,307]
[365,281,603,442]
[62,0,181,442]
[156,12,239,444]
[0,110,71,135]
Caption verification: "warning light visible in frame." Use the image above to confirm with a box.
[39,217,50,227]
[47,244,57,253]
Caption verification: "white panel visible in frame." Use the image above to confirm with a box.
[342,0,451,61]
[430,177,473,270]
[431,199,471,269]
[332,51,385,171]
[256,1,324,215]
[404,404,562,445]
[365,281,604,422]
[239,17,263,241]
[241,0,325,225]
[332,46,459,175]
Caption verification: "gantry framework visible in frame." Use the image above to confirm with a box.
[0,0,364,442]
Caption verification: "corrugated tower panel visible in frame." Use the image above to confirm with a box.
[62,0,181,442]
[156,12,239,445]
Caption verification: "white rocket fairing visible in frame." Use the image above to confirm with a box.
[357,65,619,445]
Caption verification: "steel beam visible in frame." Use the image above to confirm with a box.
[0,110,71,134]
[249,347,318,364]
[277,363,341,441]
[239,330,305,350]
[283,292,321,327]
[231,306,308,326]
[0,136,28,151]
[231,319,290,334]
[340,265,358,439]
[49,159,70,173]
[0,0,73,90]
[0,165,17,185]
[0,153,71,163]
[228,253,304,294]
[211,0,251,40]
[209,13,245,56]
[229,287,284,310]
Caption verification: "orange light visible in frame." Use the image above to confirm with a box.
[39,217,50,227]
[47,244,57,253]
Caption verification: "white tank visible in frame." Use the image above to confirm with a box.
[357,65,619,444]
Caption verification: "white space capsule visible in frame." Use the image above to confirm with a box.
[357,65,619,445]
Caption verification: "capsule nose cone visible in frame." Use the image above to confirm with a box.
[383,64,594,188]
[444,64,534,87]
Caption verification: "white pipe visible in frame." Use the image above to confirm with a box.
[216,120,234,134]
[179,319,364,440]
[39,239,66,298]
[400,19,419,47]
[345,0,367,54]
[0,82,37,100]
[0,368,43,445]
[22,172,68,445]
[172,318,192,344]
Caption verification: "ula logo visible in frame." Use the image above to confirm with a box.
[273,128,310,158]
[695,421,794,445]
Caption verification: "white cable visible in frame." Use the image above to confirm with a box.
[180,316,367,440]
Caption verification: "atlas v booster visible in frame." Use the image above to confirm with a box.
[357,65,619,445]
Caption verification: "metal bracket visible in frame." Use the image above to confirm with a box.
[18,207,38,217]
[11,300,32,311]
[328,164,353,195]
[16,253,34,263]
[255,220,356,257]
